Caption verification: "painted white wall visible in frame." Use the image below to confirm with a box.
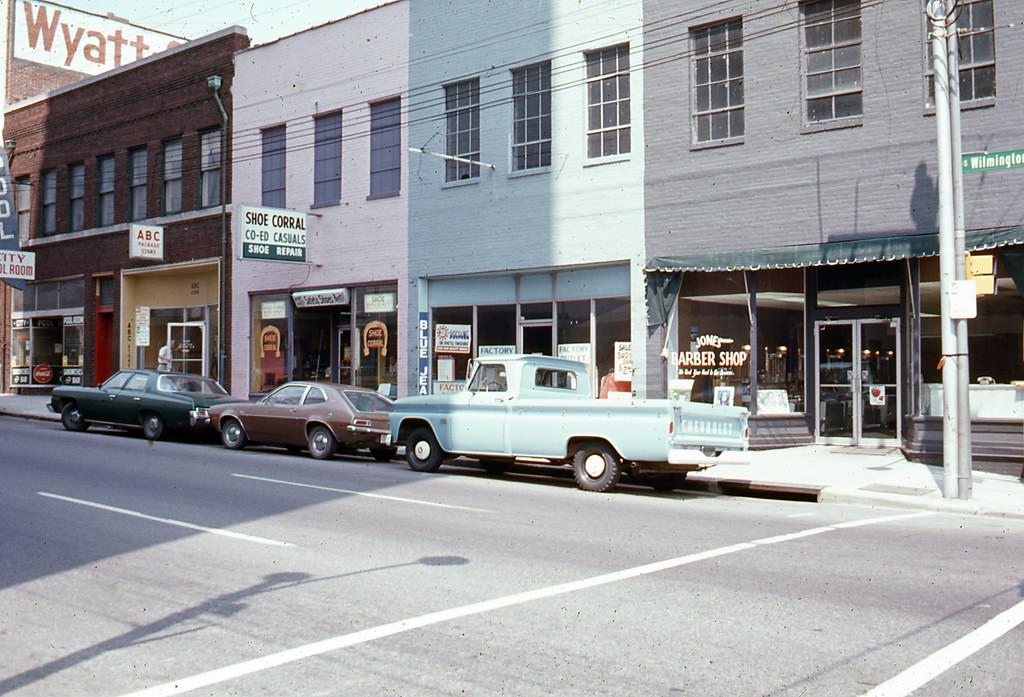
[230,1,409,396]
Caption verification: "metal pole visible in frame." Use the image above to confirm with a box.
[208,76,229,389]
[928,0,960,498]
[946,5,972,499]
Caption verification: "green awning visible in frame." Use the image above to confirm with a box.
[645,226,1024,273]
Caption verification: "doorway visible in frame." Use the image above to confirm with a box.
[167,322,207,375]
[815,319,900,446]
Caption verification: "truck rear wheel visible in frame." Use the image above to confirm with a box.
[406,427,444,472]
[572,442,621,492]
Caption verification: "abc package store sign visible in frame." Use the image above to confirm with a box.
[238,206,307,263]
[130,224,164,260]
[14,1,185,76]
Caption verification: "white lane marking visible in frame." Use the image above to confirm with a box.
[37,492,293,548]
[232,473,493,513]
[116,511,930,697]
[862,598,1024,697]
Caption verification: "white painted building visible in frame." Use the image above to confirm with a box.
[229,1,408,397]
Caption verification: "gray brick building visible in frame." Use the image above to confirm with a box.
[642,0,1023,473]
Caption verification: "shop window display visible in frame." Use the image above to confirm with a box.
[251,294,289,393]
[919,254,1024,418]
[433,306,473,389]
[354,286,398,391]
[476,305,516,357]
[755,269,805,413]
[594,298,631,397]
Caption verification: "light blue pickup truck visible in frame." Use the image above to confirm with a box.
[390,355,749,492]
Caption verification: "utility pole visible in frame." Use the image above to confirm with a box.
[945,5,973,499]
[927,0,960,498]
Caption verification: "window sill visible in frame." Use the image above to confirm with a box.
[690,136,745,151]
[311,201,340,210]
[800,116,863,135]
[923,96,996,117]
[366,191,400,201]
[441,177,480,190]
[24,207,228,248]
[508,166,551,179]
[582,154,631,168]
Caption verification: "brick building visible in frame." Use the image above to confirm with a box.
[4,27,249,392]
[642,0,1023,473]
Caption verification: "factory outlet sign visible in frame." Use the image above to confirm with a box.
[237,205,307,263]
[15,1,185,76]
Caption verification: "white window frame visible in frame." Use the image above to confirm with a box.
[585,44,631,158]
[512,62,552,171]
[691,19,744,144]
[801,0,863,126]
[444,79,480,182]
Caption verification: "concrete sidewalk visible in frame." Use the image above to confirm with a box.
[3,392,1022,519]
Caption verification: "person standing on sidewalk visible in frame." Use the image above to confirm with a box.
[158,340,176,372]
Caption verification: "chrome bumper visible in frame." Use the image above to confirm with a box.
[347,424,391,445]
[189,407,211,427]
[667,448,750,468]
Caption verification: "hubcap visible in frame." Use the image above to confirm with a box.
[413,440,431,461]
[226,424,240,444]
[583,453,606,479]
[312,431,328,452]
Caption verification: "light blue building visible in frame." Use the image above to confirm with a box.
[404,0,648,398]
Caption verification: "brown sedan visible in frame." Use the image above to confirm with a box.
[209,382,395,461]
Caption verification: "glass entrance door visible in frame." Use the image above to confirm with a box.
[815,319,900,446]
[167,322,206,375]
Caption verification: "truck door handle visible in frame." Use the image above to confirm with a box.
[133,397,142,401]
[108,394,117,400]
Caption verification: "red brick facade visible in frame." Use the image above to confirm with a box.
[3,29,249,392]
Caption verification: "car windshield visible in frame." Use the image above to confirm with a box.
[157,375,228,395]
[342,390,394,413]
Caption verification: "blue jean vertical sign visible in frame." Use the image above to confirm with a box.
[418,311,430,395]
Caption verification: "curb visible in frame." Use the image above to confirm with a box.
[0,409,59,423]
[820,487,1024,520]
[685,476,822,502]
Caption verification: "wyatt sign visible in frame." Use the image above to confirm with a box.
[14,1,185,76]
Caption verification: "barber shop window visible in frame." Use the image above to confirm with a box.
[675,271,751,406]
[756,269,805,413]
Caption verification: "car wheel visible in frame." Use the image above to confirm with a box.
[307,425,337,460]
[221,418,247,450]
[371,447,397,463]
[572,441,621,492]
[405,427,443,473]
[142,413,165,441]
[60,402,89,432]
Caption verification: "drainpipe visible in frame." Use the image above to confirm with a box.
[208,75,228,388]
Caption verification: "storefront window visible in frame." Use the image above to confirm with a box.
[675,272,751,406]
[61,316,84,385]
[251,294,289,393]
[433,306,472,390]
[595,298,631,397]
[920,254,1024,417]
[756,269,805,413]
[556,300,590,364]
[355,286,398,391]
[477,305,516,357]
[10,318,61,387]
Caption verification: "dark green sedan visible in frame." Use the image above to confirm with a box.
[48,370,237,441]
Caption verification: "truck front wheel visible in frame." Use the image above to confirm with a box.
[406,427,444,473]
[572,442,621,492]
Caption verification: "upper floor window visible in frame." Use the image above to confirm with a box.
[512,62,552,170]
[692,19,744,143]
[41,169,56,235]
[927,0,994,106]
[261,126,286,208]
[585,44,631,158]
[129,147,147,221]
[162,138,182,214]
[16,177,30,238]
[69,163,85,231]
[313,113,342,206]
[97,155,115,226]
[370,99,401,197]
[445,78,480,182]
[200,129,221,207]
[802,0,862,123]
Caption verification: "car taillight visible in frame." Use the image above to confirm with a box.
[353,419,371,427]
[668,420,674,434]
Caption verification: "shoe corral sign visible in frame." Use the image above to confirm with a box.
[0,150,33,288]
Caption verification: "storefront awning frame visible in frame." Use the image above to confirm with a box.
[645,225,1024,273]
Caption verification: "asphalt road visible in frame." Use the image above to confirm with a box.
[1,416,1022,696]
